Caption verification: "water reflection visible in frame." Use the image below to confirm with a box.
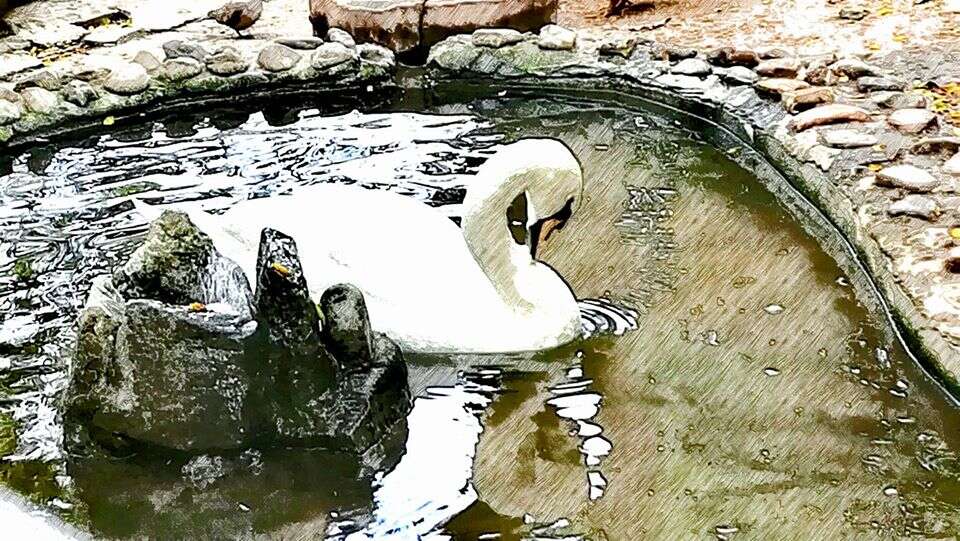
[0,89,959,539]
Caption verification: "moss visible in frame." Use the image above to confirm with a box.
[12,257,33,282]
[0,413,15,456]
[111,181,159,198]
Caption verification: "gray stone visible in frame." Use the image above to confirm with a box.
[888,194,940,219]
[14,70,64,92]
[755,57,800,78]
[0,99,21,125]
[840,6,868,20]
[60,80,99,107]
[206,47,250,76]
[326,27,356,48]
[671,58,712,76]
[755,78,810,96]
[598,35,637,58]
[706,47,760,67]
[873,91,927,109]
[538,24,576,51]
[358,42,396,70]
[876,165,940,192]
[19,87,58,114]
[427,37,481,71]
[258,44,302,72]
[888,108,936,134]
[788,103,871,131]
[653,44,697,60]
[320,284,374,371]
[829,57,879,78]
[821,129,878,148]
[161,57,204,81]
[310,42,357,71]
[472,28,524,48]
[718,66,759,85]
[163,40,208,62]
[858,76,904,92]
[945,153,960,176]
[276,37,326,50]
[655,73,711,92]
[133,50,162,73]
[104,62,151,95]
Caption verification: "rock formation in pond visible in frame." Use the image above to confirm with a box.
[67,211,410,454]
[309,0,558,55]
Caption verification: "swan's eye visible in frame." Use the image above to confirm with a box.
[506,192,528,246]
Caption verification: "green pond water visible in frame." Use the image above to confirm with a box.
[0,86,959,539]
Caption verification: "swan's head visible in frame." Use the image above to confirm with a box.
[467,138,584,261]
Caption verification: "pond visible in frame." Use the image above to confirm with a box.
[2,85,960,539]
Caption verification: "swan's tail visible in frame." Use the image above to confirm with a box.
[578,298,639,338]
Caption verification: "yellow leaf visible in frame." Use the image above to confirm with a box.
[950,228,960,240]
[892,34,908,44]
[188,302,207,313]
[868,164,882,172]
[103,116,115,126]
[271,262,291,276]
[877,6,893,16]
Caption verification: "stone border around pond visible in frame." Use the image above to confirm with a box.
[1,26,960,399]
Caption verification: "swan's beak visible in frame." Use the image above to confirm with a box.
[539,217,564,245]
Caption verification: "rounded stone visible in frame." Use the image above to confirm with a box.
[876,165,940,193]
[162,57,204,81]
[60,80,99,107]
[104,62,151,95]
[0,98,21,125]
[820,129,878,149]
[472,28,524,48]
[755,57,800,78]
[276,37,326,50]
[719,66,759,85]
[326,27,356,48]
[258,44,302,72]
[206,47,250,76]
[358,42,395,69]
[671,58,712,76]
[310,42,357,70]
[163,40,208,62]
[134,50,162,73]
[19,87,58,114]
[537,24,576,51]
[888,195,940,219]
[888,108,936,134]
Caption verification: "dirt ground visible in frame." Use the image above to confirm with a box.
[559,0,960,58]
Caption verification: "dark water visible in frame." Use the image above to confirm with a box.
[1,86,959,539]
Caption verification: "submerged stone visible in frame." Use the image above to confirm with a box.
[320,284,373,371]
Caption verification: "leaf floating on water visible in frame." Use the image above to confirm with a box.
[188,302,207,313]
[270,261,291,276]
[763,367,781,377]
[103,116,115,126]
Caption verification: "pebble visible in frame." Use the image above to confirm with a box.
[888,108,935,134]
[0,98,21,125]
[134,51,162,73]
[358,43,396,70]
[756,78,810,96]
[839,6,868,20]
[206,47,249,76]
[783,86,834,113]
[163,40,208,62]
[876,165,939,192]
[873,91,927,109]
[718,66,759,85]
[275,37,325,50]
[162,58,204,81]
[821,129,878,148]
[829,57,878,78]
[888,194,940,219]
[258,44,302,72]
[858,76,904,92]
[326,28,356,49]
[60,80,99,107]
[310,42,356,70]
[654,44,697,60]
[945,153,960,176]
[14,69,64,92]
[472,28,524,48]
[104,62,151,95]
[599,35,638,58]
[20,87,58,114]
[537,25,577,51]
[671,58,712,76]
[788,103,871,131]
[706,47,759,67]
[755,57,800,78]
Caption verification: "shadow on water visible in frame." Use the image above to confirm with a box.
[1,84,960,538]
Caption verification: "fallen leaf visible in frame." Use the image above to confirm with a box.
[271,262,291,276]
[103,116,115,126]
[188,302,207,313]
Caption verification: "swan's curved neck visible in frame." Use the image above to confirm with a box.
[461,171,541,312]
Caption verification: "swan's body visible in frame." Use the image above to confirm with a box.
[135,139,584,353]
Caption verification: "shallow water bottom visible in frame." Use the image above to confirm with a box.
[1,86,959,539]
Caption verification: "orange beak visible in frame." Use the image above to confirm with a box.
[538,217,565,245]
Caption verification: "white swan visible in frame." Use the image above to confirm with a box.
[135,138,584,353]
